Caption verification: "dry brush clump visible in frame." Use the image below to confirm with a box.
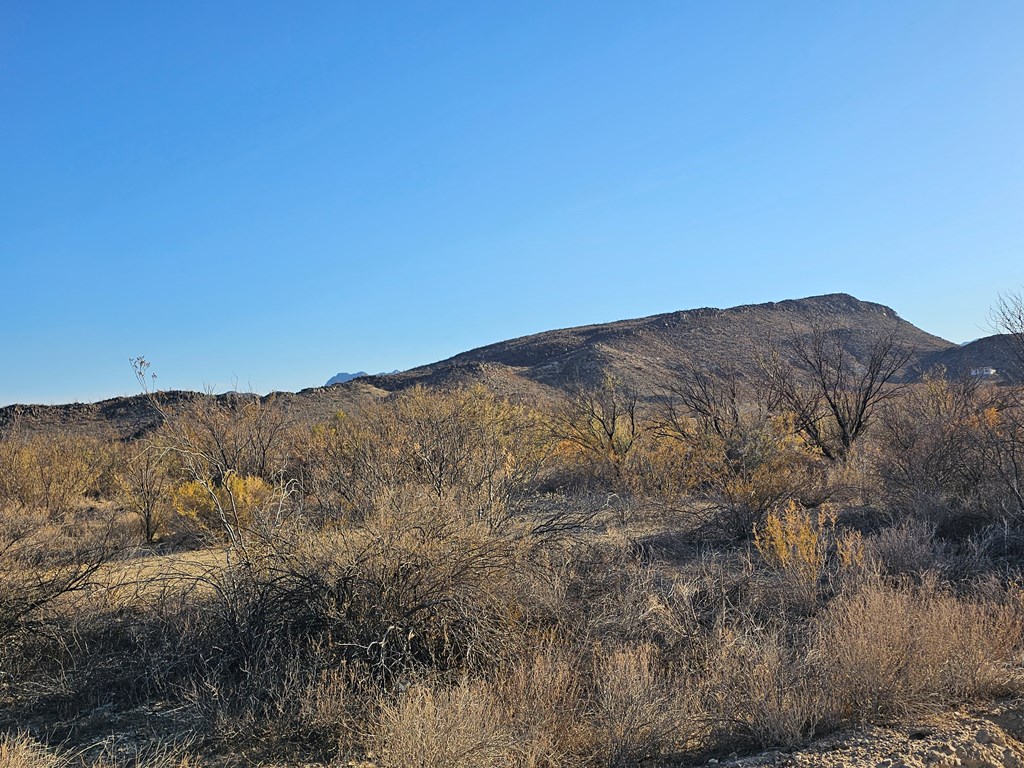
[299,384,550,527]
[813,574,1024,722]
[0,428,117,517]
[0,732,197,768]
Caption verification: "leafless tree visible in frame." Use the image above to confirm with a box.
[656,365,782,470]
[765,327,913,461]
[990,290,1024,376]
[552,374,648,486]
[117,441,172,543]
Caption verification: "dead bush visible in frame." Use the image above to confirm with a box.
[862,518,938,577]
[653,368,824,538]
[494,639,590,767]
[814,576,1024,722]
[0,429,112,516]
[306,385,549,526]
[872,374,994,525]
[702,623,824,750]
[116,442,173,543]
[373,680,515,768]
[0,503,113,646]
[590,643,690,766]
[551,375,650,491]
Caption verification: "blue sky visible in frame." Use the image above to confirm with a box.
[2,2,1023,405]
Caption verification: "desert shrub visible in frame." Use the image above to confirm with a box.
[372,680,515,768]
[168,490,528,737]
[494,640,590,767]
[753,501,864,609]
[976,390,1024,523]
[153,391,294,485]
[813,575,1024,722]
[0,430,111,516]
[551,375,649,491]
[695,432,822,540]
[117,442,173,542]
[701,623,824,749]
[0,503,112,645]
[622,435,694,507]
[590,643,690,766]
[861,517,938,577]
[170,473,275,541]
[653,369,824,537]
[872,374,993,526]
[306,384,549,525]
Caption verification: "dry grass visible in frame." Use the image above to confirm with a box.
[814,575,1024,722]
[0,734,68,768]
[0,734,196,768]
[372,680,515,768]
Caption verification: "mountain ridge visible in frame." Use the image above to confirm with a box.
[5,293,1019,438]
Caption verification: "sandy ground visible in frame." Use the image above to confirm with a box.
[707,700,1024,768]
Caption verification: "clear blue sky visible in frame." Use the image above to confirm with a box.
[3,2,1023,405]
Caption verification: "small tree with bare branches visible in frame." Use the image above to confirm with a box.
[552,374,648,488]
[764,327,912,461]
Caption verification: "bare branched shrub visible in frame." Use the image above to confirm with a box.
[764,327,912,461]
[872,372,995,525]
[990,289,1024,375]
[0,503,112,645]
[117,441,173,543]
[552,375,649,490]
[976,393,1024,523]
[652,367,823,537]
[0,429,111,516]
[305,385,549,526]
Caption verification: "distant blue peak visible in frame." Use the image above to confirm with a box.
[325,369,400,386]
[325,371,368,386]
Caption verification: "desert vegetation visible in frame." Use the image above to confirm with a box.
[2,322,1024,767]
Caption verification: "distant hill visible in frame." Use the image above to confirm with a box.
[326,370,400,386]
[0,381,388,439]
[358,293,956,394]
[919,334,1024,382]
[326,371,368,386]
[6,293,1012,438]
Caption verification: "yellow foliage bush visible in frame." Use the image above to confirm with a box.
[753,501,862,603]
[171,473,274,537]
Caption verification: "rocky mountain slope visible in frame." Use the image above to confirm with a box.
[0,381,388,439]
[8,292,1021,438]
[358,293,956,393]
[921,334,1023,382]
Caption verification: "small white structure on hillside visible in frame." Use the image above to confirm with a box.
[970,367,997,377]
